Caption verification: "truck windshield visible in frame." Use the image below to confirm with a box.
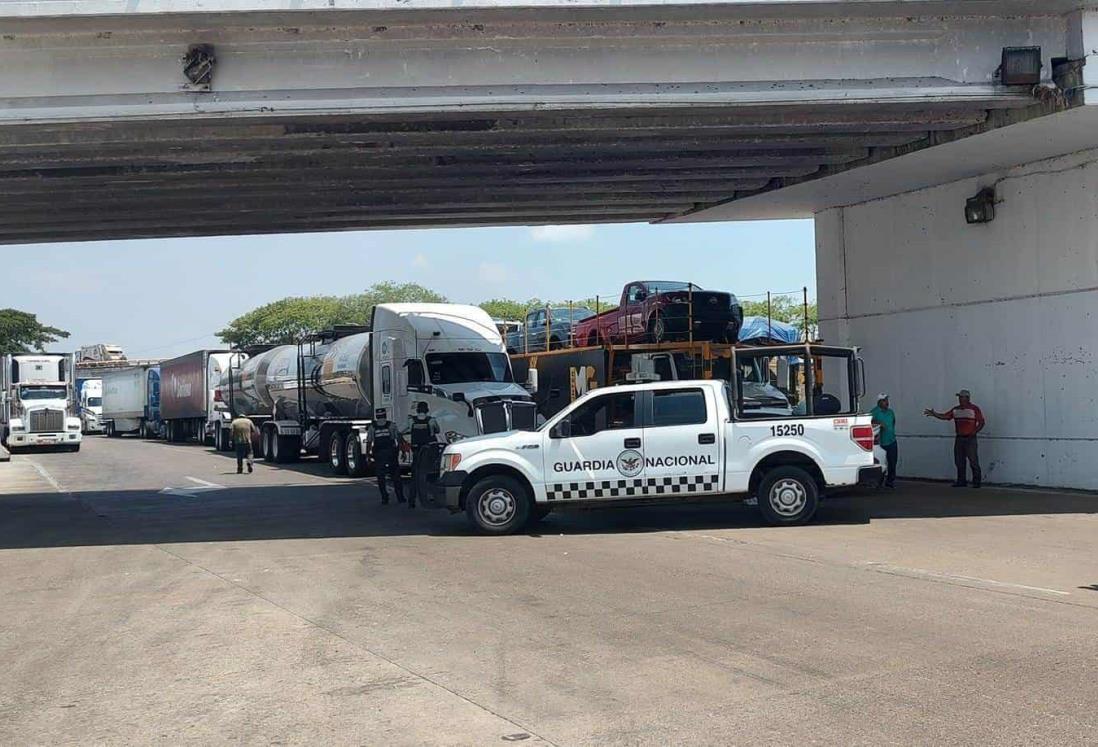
[645,281,696,294]
[87,397,103,407]
[549,308,594,322]
[19,386,67,400]
[426,353,514,385]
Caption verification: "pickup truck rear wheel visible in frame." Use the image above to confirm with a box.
[465,475,531,535]
[757,466,819,525]
[649,313,668,344]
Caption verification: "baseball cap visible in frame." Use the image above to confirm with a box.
[877,393,889,401]
[956,389,971,397]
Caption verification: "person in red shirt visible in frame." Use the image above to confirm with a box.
[924,389,986,488]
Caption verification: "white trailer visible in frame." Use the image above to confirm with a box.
[1,353,83,452]
[217,303,537,475]
[101,364,162,438]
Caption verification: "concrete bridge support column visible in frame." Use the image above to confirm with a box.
[816,149,1098,490]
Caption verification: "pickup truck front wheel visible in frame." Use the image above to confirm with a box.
[757,466,819,525]
[465,475,531,535]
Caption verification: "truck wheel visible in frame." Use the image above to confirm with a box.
[345,436,368,477]
[548,336,561,350]
[261,428,274,461]
[464,475,532,535]
[757,466,819,526]
[586,332,599,347]
[328,432,348,475]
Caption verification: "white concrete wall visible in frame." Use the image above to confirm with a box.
[817,148,1098,489]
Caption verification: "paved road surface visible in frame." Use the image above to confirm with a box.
[2,437,1096,745]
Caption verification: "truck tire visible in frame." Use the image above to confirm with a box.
[328,432,348,475]
[464,475,532,535]
[548,336,561,350]
[586,332,599,347]
[260,427,274,461]
[345,436,368,477]
[757,466,819,526]
[649,312,668,344]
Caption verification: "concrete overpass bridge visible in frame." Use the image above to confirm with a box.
[3,0,1098,489]
[0,0,1091,242]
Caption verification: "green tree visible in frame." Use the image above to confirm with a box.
[741,297,817,329]
[217,282,448,347]
[478,298,545,320]
[0,309,70,355]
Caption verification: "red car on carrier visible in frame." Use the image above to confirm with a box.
[573,280,742,346]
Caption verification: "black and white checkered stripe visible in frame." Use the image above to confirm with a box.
[545,474,720,502]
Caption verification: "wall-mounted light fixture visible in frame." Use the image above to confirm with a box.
[1000,47,1042,86]
[965,187,997,224]
[182,44,216,91]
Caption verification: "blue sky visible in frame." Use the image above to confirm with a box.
[7,220,815,359]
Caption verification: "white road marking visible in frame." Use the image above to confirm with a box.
[863,562,1070,596]
[159,476,226,498]
[29,460,66,494]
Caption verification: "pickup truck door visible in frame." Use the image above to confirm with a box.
[620,283,647,340]
[640,386,722,497]
[542,389,645,502]
[526,310,545,352]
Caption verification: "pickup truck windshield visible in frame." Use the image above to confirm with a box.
[19,386,67,400]
[426,352,514,385]
[549,308,594,322]
[644,281,697,294]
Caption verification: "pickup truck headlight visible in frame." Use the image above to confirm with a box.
[441,452,462,473]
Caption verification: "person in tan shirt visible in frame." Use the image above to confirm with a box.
[230,414,259,474]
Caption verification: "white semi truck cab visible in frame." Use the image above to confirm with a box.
[435,377,882,534]
[79,378,104,434]
[1,353,83,452]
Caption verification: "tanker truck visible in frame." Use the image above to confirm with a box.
[213,303,538,476]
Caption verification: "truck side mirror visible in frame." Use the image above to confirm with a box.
[550,419,571,439]
[525,368,539,394]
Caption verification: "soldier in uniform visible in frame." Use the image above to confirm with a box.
[370,408,406,504]
[407,401,441,508]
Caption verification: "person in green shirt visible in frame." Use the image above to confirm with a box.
[870,394,897,488]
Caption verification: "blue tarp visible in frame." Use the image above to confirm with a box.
[738,315,801,344]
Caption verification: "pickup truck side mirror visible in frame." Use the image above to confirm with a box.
[550,419,571,439]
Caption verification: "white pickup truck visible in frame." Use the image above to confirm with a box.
[435,379,882,534]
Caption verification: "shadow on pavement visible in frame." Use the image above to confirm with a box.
[1,464,1095,550]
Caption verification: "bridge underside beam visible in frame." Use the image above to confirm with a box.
[0,4,1076,243]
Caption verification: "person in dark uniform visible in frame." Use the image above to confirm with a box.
[370,408,406,504]
[407,401,441,508]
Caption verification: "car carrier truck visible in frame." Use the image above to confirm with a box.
[215,303,538,477]
[1,353,83,452]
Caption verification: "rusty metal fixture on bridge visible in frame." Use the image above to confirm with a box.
[182,45,216,91]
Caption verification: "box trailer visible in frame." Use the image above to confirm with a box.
[101,365,161,438]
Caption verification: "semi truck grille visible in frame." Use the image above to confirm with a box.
[29,409,65,433]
